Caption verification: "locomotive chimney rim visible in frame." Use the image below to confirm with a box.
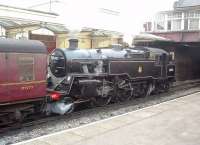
[69,39,78,49]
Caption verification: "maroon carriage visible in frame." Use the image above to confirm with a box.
[0,39,47,104]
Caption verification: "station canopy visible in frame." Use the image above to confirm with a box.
[82,27,123,37]
[0,17,69,34]
[133,33,172,43]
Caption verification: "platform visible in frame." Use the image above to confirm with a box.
[14,92,200,145]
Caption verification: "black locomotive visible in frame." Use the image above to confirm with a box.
[48,39,175,112]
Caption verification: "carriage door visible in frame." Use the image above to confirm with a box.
[0,53,9,102]
[161,53,167,78]
[6,54,36,101]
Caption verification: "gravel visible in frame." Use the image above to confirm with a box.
[0,83,200,145]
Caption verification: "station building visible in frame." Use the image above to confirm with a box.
[57,27,123,49]
[0,4,68,53]
[0,4,123,53]
[140,0,200,81]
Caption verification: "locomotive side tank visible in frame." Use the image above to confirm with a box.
[48,39,175,107]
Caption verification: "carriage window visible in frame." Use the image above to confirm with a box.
[18,56,34,82]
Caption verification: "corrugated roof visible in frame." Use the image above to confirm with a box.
[44,24,69,33]
[0,18,35,28]
[174,0,200,8]
[82,27,123,37]
[0,17,68,33]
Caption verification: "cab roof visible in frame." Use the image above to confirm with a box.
[0,39,47,53]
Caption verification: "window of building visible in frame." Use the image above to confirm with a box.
[195,11,200,18]
[185,11,200,19]
[175,12,182,19]
[18,56,35,82]
[143,22,152,32]
[0,26,6,38]
[156,21,165,31]
[167,13,173,19]
[31,28,55,36]
[184,19,189,30]
[189,12,195,18]
[168,12,182,19]
[189,19,199,30]
[167,20,172,31]
[166,12,182,31]
[172,20,181,31]
[155,13,165,31]
[16,32,29,40]
[155,14,165,21]
[184,12,189,19]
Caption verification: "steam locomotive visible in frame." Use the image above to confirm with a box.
[0,38,175,126]
[47,39,175,114]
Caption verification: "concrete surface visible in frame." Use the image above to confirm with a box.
[13,92,200,145]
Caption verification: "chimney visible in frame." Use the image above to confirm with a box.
[69,39,78,49]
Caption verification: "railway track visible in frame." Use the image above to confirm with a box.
[22,81,200,128]
[1,80,200,134]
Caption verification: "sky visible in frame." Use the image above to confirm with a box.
[0,0,176,42]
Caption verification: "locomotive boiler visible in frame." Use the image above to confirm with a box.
[48,39,175,109]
